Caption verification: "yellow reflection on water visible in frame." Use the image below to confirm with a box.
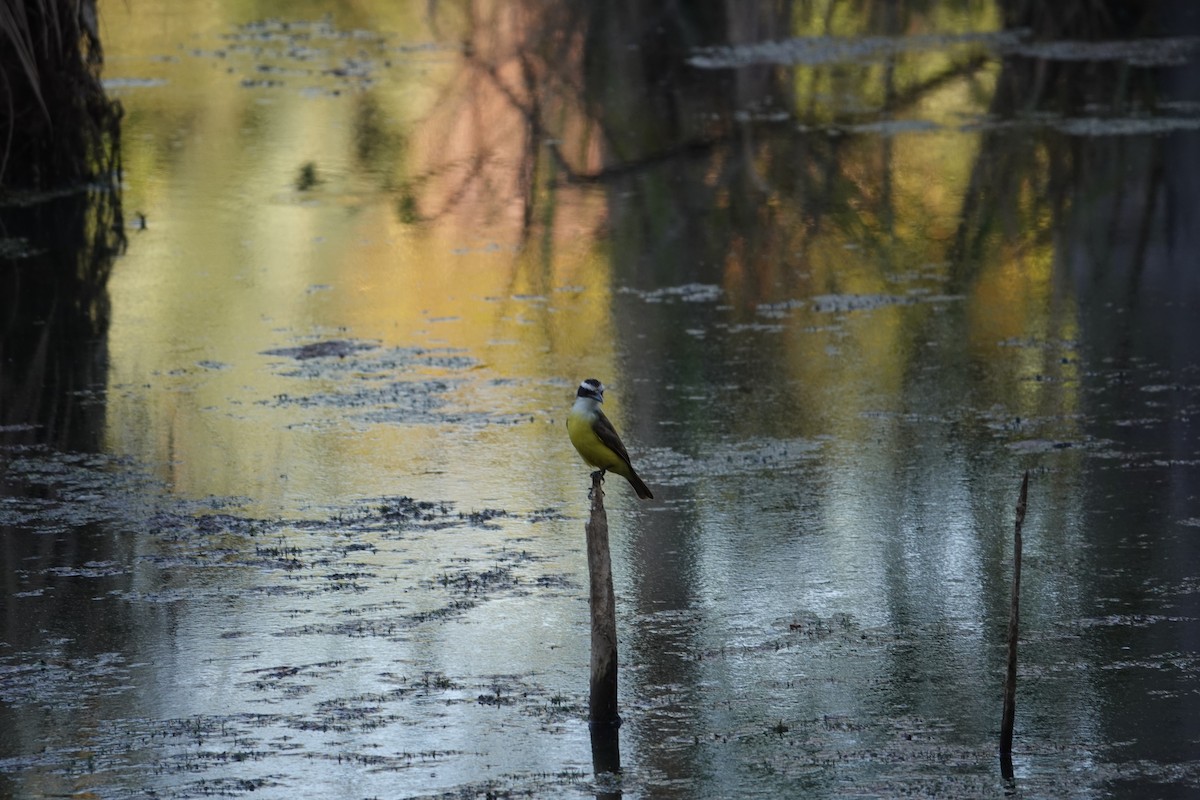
[101,2,620,515]
[99,0,1074,520]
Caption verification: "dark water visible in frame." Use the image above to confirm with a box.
[3,2,1200,798]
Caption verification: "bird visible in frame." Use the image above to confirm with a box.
[567,378,654,499]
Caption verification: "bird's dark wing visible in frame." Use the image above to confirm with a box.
[594,410,633,467]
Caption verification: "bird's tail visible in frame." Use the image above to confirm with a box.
[627,470,654,500]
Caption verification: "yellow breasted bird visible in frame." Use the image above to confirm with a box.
[567,378,654,499]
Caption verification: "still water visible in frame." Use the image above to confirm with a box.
[3,1,1200,797]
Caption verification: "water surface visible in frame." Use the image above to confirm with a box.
[3,2,1200,798]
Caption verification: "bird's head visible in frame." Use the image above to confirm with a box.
[577,378,605,402]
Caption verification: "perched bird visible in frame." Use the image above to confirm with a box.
[567,378,654,499]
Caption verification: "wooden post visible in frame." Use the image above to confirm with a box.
[590,721,622,799]
[1000,470,1029,780]
[586,471,620,728]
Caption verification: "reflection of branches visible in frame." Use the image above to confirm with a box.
[413,3,807,234]
[415,0,1070,294]
[409,1,594,233]
[463,48,548,228]
[549,136,724,184]
[466,30,733,188]
[883,54,991,115]
[950,1,1163,288]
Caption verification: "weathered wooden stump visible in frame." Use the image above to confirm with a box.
[586,470,620,728]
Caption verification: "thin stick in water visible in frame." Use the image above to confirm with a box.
[1000,470,1028,779]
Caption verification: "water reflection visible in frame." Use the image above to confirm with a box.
[0,191,123,450]
[1,24,127,794]
[3,0,1200,797]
